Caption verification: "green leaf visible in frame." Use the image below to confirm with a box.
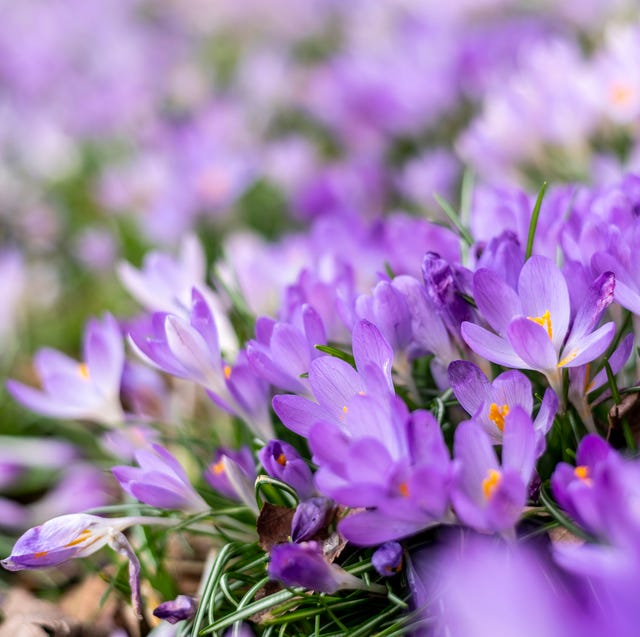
[525,181,548,259]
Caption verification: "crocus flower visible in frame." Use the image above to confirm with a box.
[118,234,237,355]
[7,314,125,426]
[273,319,394,438]
[246,304,327,395]
[291,497,333,543]
[551,434,620,539]
[204,447,258,513]
[153,595,198,624]
[311,397,453,545]
[268,541,376,594]
[422,252,475,345]
[1,513,160,617]
[461,256,616,395]
[372,542,403,577]
[129,288,273,440]
[411,531,585,637]
[258,440,314,500]
[448,360,558,453]
[452,407,536,535]
[112,444,208,513]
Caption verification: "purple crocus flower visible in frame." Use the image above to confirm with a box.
[204,446,258,513]
[246,304,327,394]
[273,319,394,438]
[452,407,536,535]
[311,397,452,545]
[259,440,314,500]
[1,513,156,617]
[423,252,475,344]
[448,360,558,453]
[118,234,237,355]
[129,288,273,440]
[7,314,125,426]
[411,532,584,637]
[291,497,333,543]
[371,541,403,577]
[112,444,208,513]
[461,256,616,396]
[551,434,619,539]
[355,280,412,354]
[153,595,198,624]
[268,541,374,594]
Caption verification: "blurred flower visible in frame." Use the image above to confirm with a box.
[112,444,208,513]
[268,541,373,593]
[7,314,125,426]
[153,595,198,624]
[258,440,314,500]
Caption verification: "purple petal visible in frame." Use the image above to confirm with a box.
[338,510,431,545]
[273,394,330,437]
[83,314,124,394]
[490,371,533,415]
[473,269,521,335]
[447,360,491,416]
[501,406,536,478]
[351,320,393,389]
[461,322,530,369]
[566,272,615,347]
[507,318,558,372]
[309,357,365,420]
[558,323,616,369]
[454,420,498,503]
[517,256,570,351]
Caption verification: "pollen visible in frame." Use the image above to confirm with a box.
[211,459,226,475]
[399,482,410,498]
[34,551,49,559]
[527,310,553,340]
[558,350,578,368]
[482,469,502,500]
[342,405,348,414]
[78,363,90,380]
[574,465,592,485]
[223,365,232,380]
[64,529,92,548]
[488,403,509,432]
[276,453,287,466]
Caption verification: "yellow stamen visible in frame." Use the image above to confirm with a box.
[342,405,348,414]
[482,469,502,500]
[78,363,90,380]
[399,482,409,498]
[358,391,366,396]
[574,465,591,485]
[276,453,287,466]
[527,310,553,340]
[211,460,225,475]
[34,551,49,559]
[558,350,578,368]
[223,365,232,380]
[64,529,92,548]
[488,403,510,432]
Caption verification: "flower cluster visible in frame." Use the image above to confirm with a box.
[2,2,640,636]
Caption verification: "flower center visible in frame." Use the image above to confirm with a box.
[211,459,225,475]
[276,453,287,466]
[78,363,90,380]
[223,365,232,380]
[488,403,509,432]
[610,82,633,106]
[482,469,502,500]
[527,310,552,340]
[399,481,409,498]
[574,465,592,485]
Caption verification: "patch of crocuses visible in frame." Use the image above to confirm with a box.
[3,2,640,635]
